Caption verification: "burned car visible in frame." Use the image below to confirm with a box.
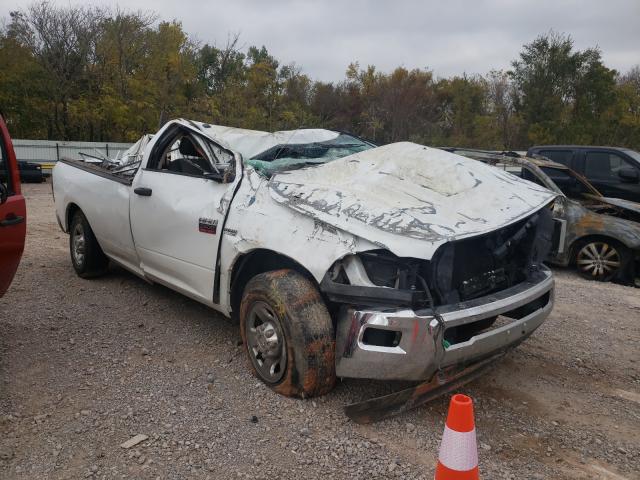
[445,148,640,286]
[53,122,557,421]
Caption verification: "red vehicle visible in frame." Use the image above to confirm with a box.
[0,113,26,296]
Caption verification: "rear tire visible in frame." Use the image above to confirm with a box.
[240,269,336,398]
[69,210,109,278]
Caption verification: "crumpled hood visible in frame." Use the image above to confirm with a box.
[585,194,640,217]
[268,142,556,258]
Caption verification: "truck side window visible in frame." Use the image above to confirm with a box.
[197,135,234,168]
[148,128,236,181]
[0,134,13,194]
[538,150,573,166]
[155,134,216,176]
[584,152,633,180]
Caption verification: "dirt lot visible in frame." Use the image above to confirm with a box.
[1,182,639,479]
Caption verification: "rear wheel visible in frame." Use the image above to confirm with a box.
[240,269,336,398]
[574,239,628,282]
[69,210,109,278]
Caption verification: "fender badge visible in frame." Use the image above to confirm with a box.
[199,218,217,234]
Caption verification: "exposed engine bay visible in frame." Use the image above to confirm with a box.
[320,206,555,311]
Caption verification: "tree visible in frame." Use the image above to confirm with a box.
[478,70,522,149]
[612,66,640,149]
[1,4,638,151]
[435,75,486,147]
[197,34,244,95]
[510,31,618,146]
[93,9,156,140]
[0,12,49,138]
[23,2,105,139]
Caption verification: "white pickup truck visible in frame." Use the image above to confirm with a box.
[53,119,556,420]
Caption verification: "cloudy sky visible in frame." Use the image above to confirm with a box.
[1,0,638,81]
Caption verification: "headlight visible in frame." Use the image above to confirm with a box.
[332,250,430,291]
[321,252,432,309]
[358,250,421,289]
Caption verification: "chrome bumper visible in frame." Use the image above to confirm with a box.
[335,267,554,381]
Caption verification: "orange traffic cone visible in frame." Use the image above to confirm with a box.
[435,394,479,479]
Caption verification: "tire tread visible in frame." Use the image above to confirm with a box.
[240,269,336,398]
[70,211,109,279]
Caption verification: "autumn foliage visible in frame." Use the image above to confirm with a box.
[1,3,639,150]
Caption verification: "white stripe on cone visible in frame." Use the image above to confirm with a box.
[438,426,478,471]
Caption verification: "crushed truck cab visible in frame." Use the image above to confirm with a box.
[53,119,556,417]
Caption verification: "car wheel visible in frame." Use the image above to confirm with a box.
[240,269,336,398]
[574,239,628,282]
[69,210,109,278]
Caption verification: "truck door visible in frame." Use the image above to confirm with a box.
[583,150,640,201]
[0,114,26,297]
[130,124,240,304]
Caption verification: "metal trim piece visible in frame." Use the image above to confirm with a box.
[555,218,567,254]
[440,288,553,367]
[58,158,133,185]
[320,276,421,307]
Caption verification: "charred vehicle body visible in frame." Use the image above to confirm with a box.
[444,148,640,286]
[53,120,556,421]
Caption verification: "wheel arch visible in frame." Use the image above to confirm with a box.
[65,202,81,232]
[229,249,318,319]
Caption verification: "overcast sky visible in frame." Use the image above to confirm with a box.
[1,0,638,81]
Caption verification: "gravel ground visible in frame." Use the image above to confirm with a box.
[1,182,639,479]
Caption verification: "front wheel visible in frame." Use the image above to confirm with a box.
[239,269,336,398]
[574,239,628,282]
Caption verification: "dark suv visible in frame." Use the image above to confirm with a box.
[527,146,640,202]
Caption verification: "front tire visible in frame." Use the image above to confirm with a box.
[574,239,629,282]
[240,269,336,398]
[69,210,109,278]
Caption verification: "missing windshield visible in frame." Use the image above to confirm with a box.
[245,133,374,177]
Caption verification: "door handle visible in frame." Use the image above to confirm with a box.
[134,187,152,196]
[0,215,24,227]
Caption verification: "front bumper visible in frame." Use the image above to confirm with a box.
[335,267,554,381]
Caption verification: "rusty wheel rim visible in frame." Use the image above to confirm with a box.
[576,242,621,279]
[245,301,287,383]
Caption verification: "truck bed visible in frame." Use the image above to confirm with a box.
[58,158,140,185]
[53,159,142,274]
